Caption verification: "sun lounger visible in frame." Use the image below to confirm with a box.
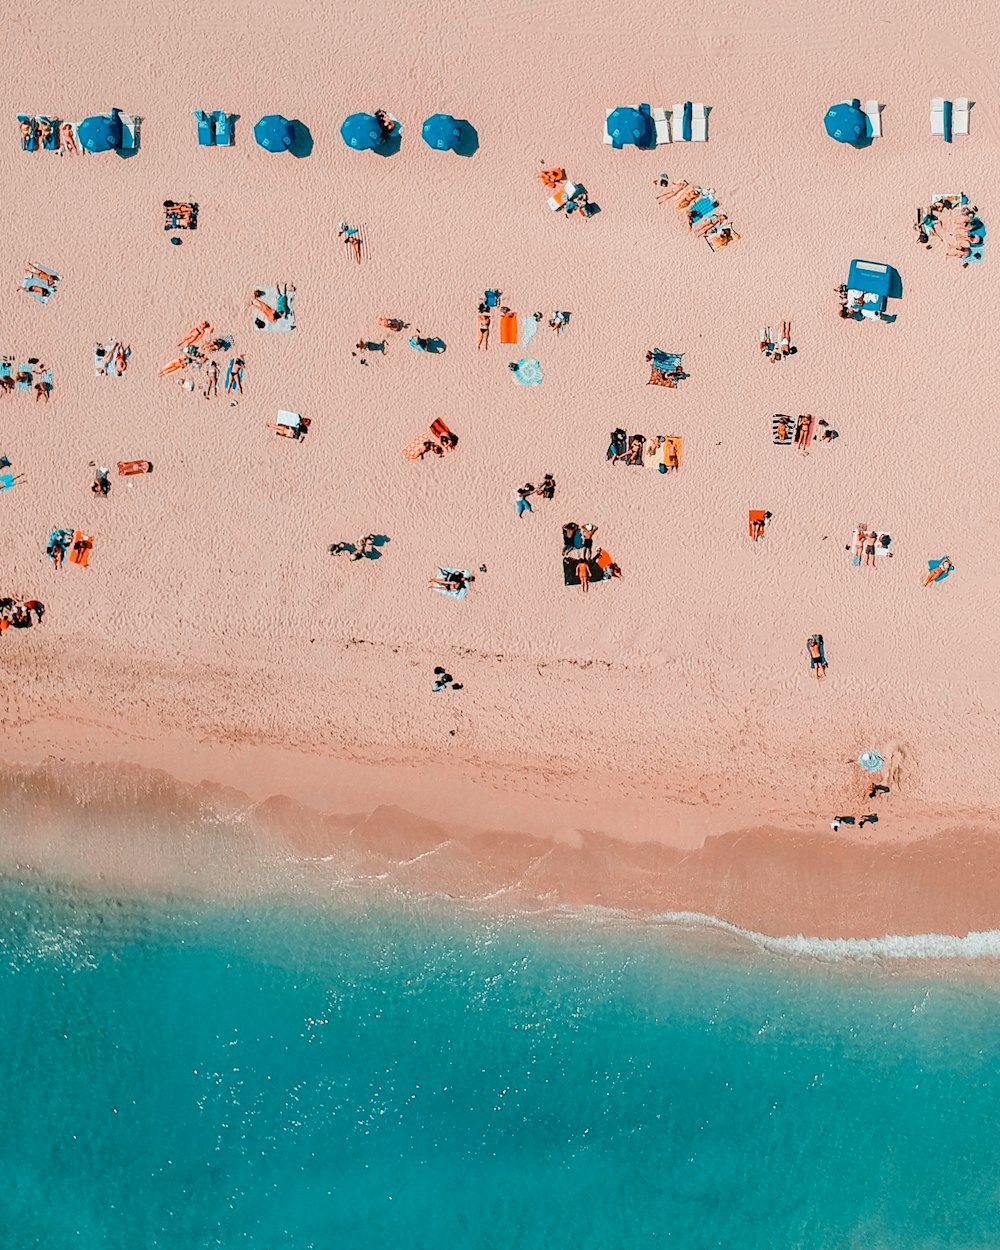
[548,188,568,211]
[117,460,152,475]
[212,110,235,144]
[690,103,708,141]
[17,115,38,151]
[931,97,950,141]
[15,364,31,392]
[38,116,60,150]
[772,414,793,445]
[433,568,472,599]
[603,108,615,145]
[674,185,699,211]
[118,112,138,149]
[430,418,451,440]
[652,107,671,145]
[194,110,214,145]
[953,97,970,136]
[863,101,882,138]
[275,410,302,430]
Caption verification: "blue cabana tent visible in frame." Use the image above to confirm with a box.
[606,106,652,149]
[341,112,383,151]
[254,114,295,151]
[824,101,866,144]
[847,259,894,297]
[77,109,123,152]
[422,113,462,151]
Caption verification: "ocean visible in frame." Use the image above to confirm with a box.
[1,875,998,1250]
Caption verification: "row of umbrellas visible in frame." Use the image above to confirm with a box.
[74,109,467,154]
[341,111,466,152]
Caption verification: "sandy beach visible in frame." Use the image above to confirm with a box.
[3,0,1000,940]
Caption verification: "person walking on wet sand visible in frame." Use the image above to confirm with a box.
[477,305,491,350]
[576,559,590,593]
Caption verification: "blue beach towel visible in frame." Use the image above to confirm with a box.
[433,568,472,600]
[17,114,38,150]
[927,557,954,583]
[38,116,60,149]
[0,361,11,380]
[15,364,31,391]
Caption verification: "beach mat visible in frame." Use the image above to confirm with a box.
[499,311,518,344]
[16,364,31,392]
[252,286,295,332]
[772,414,793,445]
[433,567,471,600]
[749,509,767,539]
[661,435,682,469]
[117,460,152,476]
[562,556,606,586]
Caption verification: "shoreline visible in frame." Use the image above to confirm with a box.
[2,730,1000,947]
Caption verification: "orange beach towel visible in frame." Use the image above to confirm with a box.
[748,509,767,540]
[500,311,518,344]
[661,435,683,469]
[68,531,93,567]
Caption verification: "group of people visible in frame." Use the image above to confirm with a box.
[45,529,93,569]
[645,348,686,387]
[607,429,681,471]
[758,323,794,362]
[160,321,244,400]
[536,166,597,219]
[914,195,985,264]
[654,175,741,249]
[515,475,557,517]
[848,525,892,567]
[476,304,569,351]
[0,358,52,402]
[329,534,382,562]
[0,597,44,633]
[18,261,61,301]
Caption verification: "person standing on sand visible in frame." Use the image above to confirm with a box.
[516,484,534,518]
[807,635,827,680]
[477,305,491,350]
[582,523,598,557]
[576,560,590,593]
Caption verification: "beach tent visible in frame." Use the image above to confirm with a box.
[254,114,295,151]
[847,259,896,298]
[77,109,123,152]
[824,101,866,144]
[340,112,383,151]
[421,113,462,151]
[606,106,652,149]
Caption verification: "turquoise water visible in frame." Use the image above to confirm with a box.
[1,877,999,1250]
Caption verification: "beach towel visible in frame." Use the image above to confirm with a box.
[433,568,471,600]
[522,315,540,348]
[661,435,682,470]
[794,414,815,450]
[15,364,32,392]
[94,342,116,375]
[0,474,19,492]
[500,311,518,344]
[252,286,294,332]
[808,635,826,669]
[0,361,11,381]
[429,418,451,441]
[562,556,605,586]
[117,460,152,476]
[772,414,793,445]
[68,531,93,567]
[403,435,431,461]
[927,557,953,583]
[595,548,614,571]
[749,509,768,540]
[212,111,235,145]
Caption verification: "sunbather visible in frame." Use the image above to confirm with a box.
[663,438,680,471]
[377,317,406,332]
[429,570,473,591]
[477,306,491,350]
[204,359,219,399]
[34,376,51,403]
[226,358,245,393]
[439,431,458,450]
[275,284,294,318]
[179,321,211,347]
[655,177,689,202]
[694,212,725,237]
[36,117,54,148]
[538,167,565,189]
[807,635,827,680]
[576,560,590,593]
[923,557,953,586]
[19,118,36,149]
[781,322,793,355]
[58,122,79,155]
[113,343,130,376]
[252,295,279,322]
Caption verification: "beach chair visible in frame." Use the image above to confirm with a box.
[652,107,671,145]
[119,112,138,149]
[17,115,38,151]
[930,98,950,141]
[863,101,881,138]
[15,364,32,392]
[603,108,614,145]
[670,103,687,142]
[953,97,970,136]
[212,110,235,144]
[193,110,214,145]
[38,116,60,150]
[690,103,708,141]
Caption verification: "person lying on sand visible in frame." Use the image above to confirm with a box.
[58,122,79,154]
[428,571,474,591]
[807,635,827,680]
[377,317,406,332]
[655,177,689,202]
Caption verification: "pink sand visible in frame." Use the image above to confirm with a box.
[2,0,1000,938]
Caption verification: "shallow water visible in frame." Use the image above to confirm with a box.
[1,876,998,1250]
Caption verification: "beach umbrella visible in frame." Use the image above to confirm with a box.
[606,106,651,149]
[857,751,885,772]
[824,101,866,144]
[254,114,295,151]
[512,358,544,386]
[422,113,462,151]
[340,112,383,151]
[77,109,122,152]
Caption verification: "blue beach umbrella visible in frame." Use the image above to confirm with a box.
[824,101,866,144]
[422,113,462,151]
[254,114,295,151]
[340,112,383,151]
[857,751,885,773]
[77,109,122,152]
[606,106,651,149]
